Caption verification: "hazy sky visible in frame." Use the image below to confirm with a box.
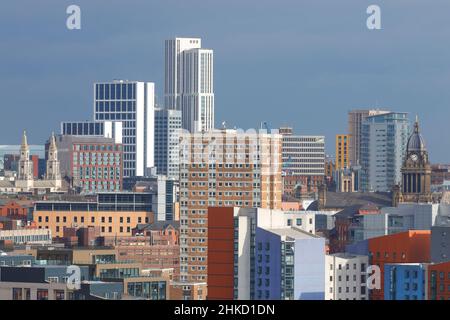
[1,0,450,162]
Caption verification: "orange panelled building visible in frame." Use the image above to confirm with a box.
[428,261,450,300]
[207,207,235,300]
[368,230,431,300]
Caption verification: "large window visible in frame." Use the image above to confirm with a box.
[54,290,65,300]
[37,289,49,300]
[12,288,22,300]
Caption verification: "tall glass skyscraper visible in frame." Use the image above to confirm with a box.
[165,38,214,132]
[93,80,155,178]
[165,37,201,111]
[360,112,410,192]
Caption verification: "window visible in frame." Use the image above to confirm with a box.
[24,288,30,300]
[48,277,59,283]
[12,288,22,300]
[54,290,65,300]
[37,289,49,300]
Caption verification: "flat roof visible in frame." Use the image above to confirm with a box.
[327,252,367,259]
[265,227,321,240]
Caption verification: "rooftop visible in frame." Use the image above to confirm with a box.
[327,252,367,259]
[307,191,392,211]
[266,227,321,240]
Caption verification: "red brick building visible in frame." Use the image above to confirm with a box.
[107,222,180,277]
[0,200,31,220]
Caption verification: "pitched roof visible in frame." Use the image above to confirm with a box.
[135,221,180,231]
[306,191,392,211]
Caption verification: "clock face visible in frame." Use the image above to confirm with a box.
[410,154,419,162]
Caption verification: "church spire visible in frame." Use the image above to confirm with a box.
[46,132,61,182]
[21,130,28,149]
[18,130,33,182]
[48,132,57,158]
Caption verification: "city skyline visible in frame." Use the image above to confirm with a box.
[2,1,450,305]
[1,1,450,163]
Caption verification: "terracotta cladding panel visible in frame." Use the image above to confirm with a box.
[208,207,234,229]
[368,231,431,300]
[207,250,234,264]
[207,207,235,300]
[208,263,234,275]
[208,286,234,301]
[208,275,234,287]
[209,228,234,240]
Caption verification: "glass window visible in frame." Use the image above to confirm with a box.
[99,84,104,99]
[106,83,111,100]
[54,290,65,300]
[12,288,22,300]
[37,289,48,301]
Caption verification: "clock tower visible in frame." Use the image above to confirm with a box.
[396,116,432,204]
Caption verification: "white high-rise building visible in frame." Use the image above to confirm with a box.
[154,108,182,179]
[325,253,369,300]
[181,48,214,132]
[93,80,155,178]
[165,38,214,132]
[165,38,201,110]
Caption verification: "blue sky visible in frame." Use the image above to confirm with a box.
[1,0,450,162]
